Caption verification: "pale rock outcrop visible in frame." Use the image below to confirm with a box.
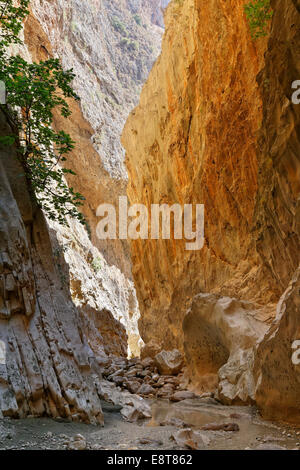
[0,118,104,423]
[183,294,268,402]
[154,349,184,375]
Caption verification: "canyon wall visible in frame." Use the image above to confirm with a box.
[21,0,167,355]
[0,112,104,423]
[0,1,167,419]
[253,0,300,423]
[123,0,300,422]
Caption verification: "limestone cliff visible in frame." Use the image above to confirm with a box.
[0,0,166,419]
[123,0,270,351]
[123,0,300,422]
[21,0,167,355]
[0,112,104,423]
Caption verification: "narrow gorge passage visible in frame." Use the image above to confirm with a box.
[0,0,299,454]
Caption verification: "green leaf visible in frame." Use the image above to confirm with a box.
[244,0,273,40]
[0,1,86,226]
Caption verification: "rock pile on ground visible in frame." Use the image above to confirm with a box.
[101,350,195,401]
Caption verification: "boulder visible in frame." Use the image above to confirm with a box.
[111,375,125,386]
[170,391,196,402]
[138,384,155,395]
[126,380,141,394]
[154,349,184,375]
[98,380,152,422]
[141,357,155,368]
[68,434,87,451]
[201,422,239,432]
[171,428,205,450]
[183,293,268,402]
[120,401,152,422]
[140,340,161,360]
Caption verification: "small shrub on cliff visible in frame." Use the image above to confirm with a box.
[0,0,85,226]
[111,15,128,36]
[133,14,142,26]
[91,256,102,273]
[244,0,273,39]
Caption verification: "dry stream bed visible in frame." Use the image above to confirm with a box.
[0,399,300,451]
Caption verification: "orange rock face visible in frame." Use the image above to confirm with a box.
[123,0,268,350]
[123,0,300,421]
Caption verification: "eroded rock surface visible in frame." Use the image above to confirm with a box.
[254,268,300,424]
[183,293,268,403]
[0,120,103,423]
[123,0,300,422]
[21,0,168,355]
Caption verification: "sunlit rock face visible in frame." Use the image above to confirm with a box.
[0,0,168,419]
[19,0,167,356]
[30,0,165,180]
[123,0,300,422]
[123,0,268,352]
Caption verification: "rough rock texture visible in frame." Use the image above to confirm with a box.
[46,214,142,358]
[0,0,168,420]
[254,268,300,424]
[0,115,103,423]
[26,0,165,280]
[183,294,268,402]
[154,349,184,375]
[123,0,300,421]
[250,0,300,422]
[123,0,269,352]
[140,339,162,359]
[19,0,168,354]
[253,0,300,300]
[30,0,165,180]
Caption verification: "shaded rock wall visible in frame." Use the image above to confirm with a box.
[254,268,300,424]
[0,114,104,423]
[253,0,300,297]
[252,0,300,423]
